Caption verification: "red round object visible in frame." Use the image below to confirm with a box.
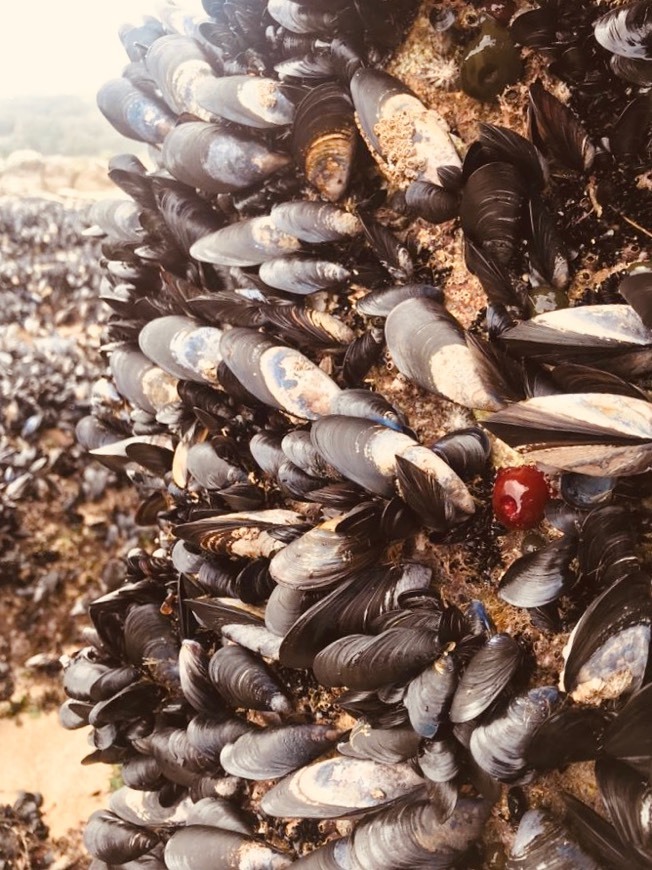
[492,465,549,529]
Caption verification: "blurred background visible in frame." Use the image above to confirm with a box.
[0,4,196,866]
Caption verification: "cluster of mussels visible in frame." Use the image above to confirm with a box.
[60,0,652,867]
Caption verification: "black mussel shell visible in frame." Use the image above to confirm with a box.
[348,798,489,868]
[356,282,443,318]
[525,706,611,770]
[460,161,526,266]
[450,633,522,723]
[403,652,457,737]
[292,82,358,202]
[260,755,424,819]
[405,180,460,224]
[385,297,507,410]
[431,426,491,480]
[561,570,652,704]
[619,270,652,328]
[313,627,440,690]
[208,644,292,713]
[221,724,339,780]
[162,122,290,195]
[498,532,577,609]
[338,719,421,764]
[470,686,561,782]
[594,2,652,60]
[83,809,160,864]
[528,80,595,171]
[507,808,600,869]
[164,826,292,870]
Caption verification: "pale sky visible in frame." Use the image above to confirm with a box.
[0,0,204,99]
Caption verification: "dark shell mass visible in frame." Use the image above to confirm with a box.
[58,0,652,867]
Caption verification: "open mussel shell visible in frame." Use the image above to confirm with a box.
[97,78,176,145]
[385,297,507,411]
[450,633,522,723]
[190,215,301,266]
[260,756,424,819]
[164,826,292,870]
[594,1,652,60]
[469,686,561,782]
[507,808,600,869]
[560,570,652,704]
[292,82,358,202]
[161,121,290,195]
[220,724,339,780]
[484,392,652,477]
[498,303,652,374]
[195,74,295,128]
[350,68,461,186]
[313,626,440,690]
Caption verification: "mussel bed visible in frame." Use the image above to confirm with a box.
[59,0,652,867]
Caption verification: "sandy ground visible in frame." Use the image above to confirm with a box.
[0,713,110,839]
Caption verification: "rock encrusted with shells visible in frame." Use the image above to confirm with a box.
[61,0,652,867]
